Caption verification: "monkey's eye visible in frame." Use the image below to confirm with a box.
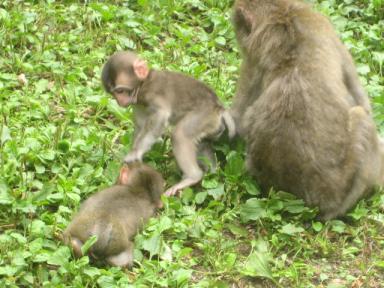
[112,86,133,95]
[114,88,126,94]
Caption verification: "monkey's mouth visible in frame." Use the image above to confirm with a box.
[112,85,139,105]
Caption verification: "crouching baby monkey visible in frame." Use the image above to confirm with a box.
[231,0,384,220]
[63,162,164,267]
[101,51,235,196]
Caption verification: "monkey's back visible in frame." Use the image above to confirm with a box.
[237,0,378,216]
[65,185,155,255]
[143,70,224,123]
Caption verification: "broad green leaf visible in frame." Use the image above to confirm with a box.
[34,79,49,94]
[47,246,71,266]
[195,191,207,204]
[1,125,11,144]
[97,276,116,288]
[207,184,224,200]
[348,204,368,220]
[10,233,27,244]
[226,223,248,237]
[240,198,267,221]
[283,199,307,214]
[160,243,173,262]
[158,216,173,232]
[330,220,346,234]
[81,235,98,255]
[0,266,18,276]
[242,241,274,280]
[124,20,140,28]
[215,36,226,46]
[57,140,70,153]
[30,219,48,237]
[244,180,260,196]
[34,164,45,174]
[83,267,101,278]
[0,183,12,204]
[223,253,237,269]
[142,234,161,257]
[225,151,244,179]
[279,223,304,235]
[312,221,323,232]
[202,178,218,189]
[172,269,192,286]
[40,149,55,161]
[33,252,50,263]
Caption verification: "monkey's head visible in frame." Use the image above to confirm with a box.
[117,162,165,208]
[232,0,271,55]
[233,0,300,61]
[101,51,150,107]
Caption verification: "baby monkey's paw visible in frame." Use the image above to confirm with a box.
[164,186,181,197]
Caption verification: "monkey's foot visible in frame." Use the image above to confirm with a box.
[107,249,133,267]
[165,177,201,197]
[164,186,182,197]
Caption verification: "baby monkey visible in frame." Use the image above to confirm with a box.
[102,51,235,196]
[63,162,164,267]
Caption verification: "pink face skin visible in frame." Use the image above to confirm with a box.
[112,73,137,107]
[113,87,135,107]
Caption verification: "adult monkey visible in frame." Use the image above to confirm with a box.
[231,0,384,220]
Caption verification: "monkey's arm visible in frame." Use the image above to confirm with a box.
[230,63,261,135]
[124,104,171,163]
[132,106,150,143]
[340,46,371,113]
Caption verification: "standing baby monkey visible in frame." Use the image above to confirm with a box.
[102,51,235,196]
[231,0,384,220]
[63,162,164,267]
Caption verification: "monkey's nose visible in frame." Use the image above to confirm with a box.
[116,95,131,107]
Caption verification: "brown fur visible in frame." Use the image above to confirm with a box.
[102,51,235,196]
[231,0,384,220]
[63,162,164,267]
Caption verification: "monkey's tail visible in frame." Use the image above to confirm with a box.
[222,110,236,138]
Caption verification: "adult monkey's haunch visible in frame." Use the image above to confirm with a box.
[231,0,384,220]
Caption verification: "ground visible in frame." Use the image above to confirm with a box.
[0,0,383,287]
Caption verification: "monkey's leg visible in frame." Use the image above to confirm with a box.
[341,49,371,112]
[322,106,381,220]
[132,106,149,142]
[379,137,384,185]
[70,238,84,258]
[165,128,203,196]
[124,109,170,163]
[197,141,217,173]
[230,65,262,136]
[106,242,134,267]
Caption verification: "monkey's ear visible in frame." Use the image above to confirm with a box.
[233,6,252,36]
[133,59,149,80]
[119,165,131,185]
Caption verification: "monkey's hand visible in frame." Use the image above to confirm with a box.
[124,150,142,163]
[164,186,181,197]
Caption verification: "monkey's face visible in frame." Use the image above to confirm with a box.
[112,71,138,107]
[102,52,149,107]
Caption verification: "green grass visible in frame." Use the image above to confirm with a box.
[0,0,383,287]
